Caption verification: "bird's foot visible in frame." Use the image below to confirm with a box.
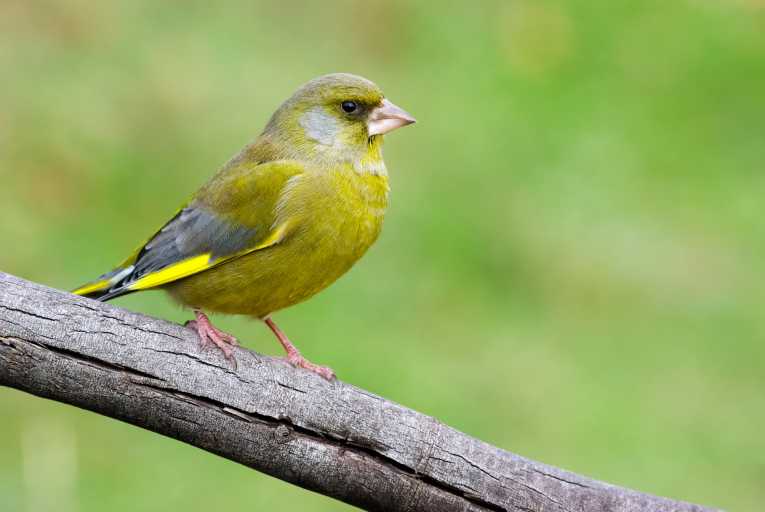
[264,316,335,380]
[284,351,336,381]
[185,310,239,369]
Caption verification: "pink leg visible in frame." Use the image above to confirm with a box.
[264,317,335,380]
[185,310,239,368]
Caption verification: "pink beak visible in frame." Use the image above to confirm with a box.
[367,99,416,136]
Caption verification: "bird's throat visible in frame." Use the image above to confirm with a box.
[355,135,387,176]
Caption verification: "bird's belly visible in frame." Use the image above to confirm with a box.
[166,175,387,317]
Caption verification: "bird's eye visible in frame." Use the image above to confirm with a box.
[341,101,358,113]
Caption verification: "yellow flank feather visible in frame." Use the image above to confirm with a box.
[253,222,290,250]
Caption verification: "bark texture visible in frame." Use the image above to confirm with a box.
[0,272,718,512]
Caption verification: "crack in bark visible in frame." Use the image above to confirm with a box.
[448,452,502,483]
[6,335,166,384]
[0,305,58,323]
[147,346,242,377]
[276,380,308,394]
[529,468,591,490]
[506,476,574,512]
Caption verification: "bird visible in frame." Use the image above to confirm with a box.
[72,73,415,380]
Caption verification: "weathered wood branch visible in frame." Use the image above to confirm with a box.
[0,272,718,512]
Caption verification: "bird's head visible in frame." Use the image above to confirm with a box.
[262,73,415,171]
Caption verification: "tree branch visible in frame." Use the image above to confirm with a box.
[0,272,718,512]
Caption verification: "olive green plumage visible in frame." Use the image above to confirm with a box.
[74,73,414,322]
[168,154,389,317]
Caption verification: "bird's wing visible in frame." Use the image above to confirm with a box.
[73,159,304,300]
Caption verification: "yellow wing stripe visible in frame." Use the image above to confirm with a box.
[127,254,212,291]
[72,279,111,296]
[123,222,291,292]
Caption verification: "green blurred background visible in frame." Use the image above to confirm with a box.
[1,1,764,510]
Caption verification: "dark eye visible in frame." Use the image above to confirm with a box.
[341,101,358,113]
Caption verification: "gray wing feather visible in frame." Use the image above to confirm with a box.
[127,206,257,285]
[82,205,259,301]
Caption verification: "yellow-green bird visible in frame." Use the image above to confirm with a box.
[73,73,415,379]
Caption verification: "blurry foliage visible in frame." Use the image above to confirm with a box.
[1,1,764,511]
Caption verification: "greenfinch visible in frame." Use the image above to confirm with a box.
[73,73,415,379]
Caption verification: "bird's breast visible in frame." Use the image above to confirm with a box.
[166,166,389,317]
[285,167,389,259]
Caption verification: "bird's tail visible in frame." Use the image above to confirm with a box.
[71,265,137,302]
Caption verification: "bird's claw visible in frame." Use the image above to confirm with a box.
[185,313,239,369]
[285,352,335,380]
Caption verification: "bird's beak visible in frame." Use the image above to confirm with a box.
[367,99,416,136]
